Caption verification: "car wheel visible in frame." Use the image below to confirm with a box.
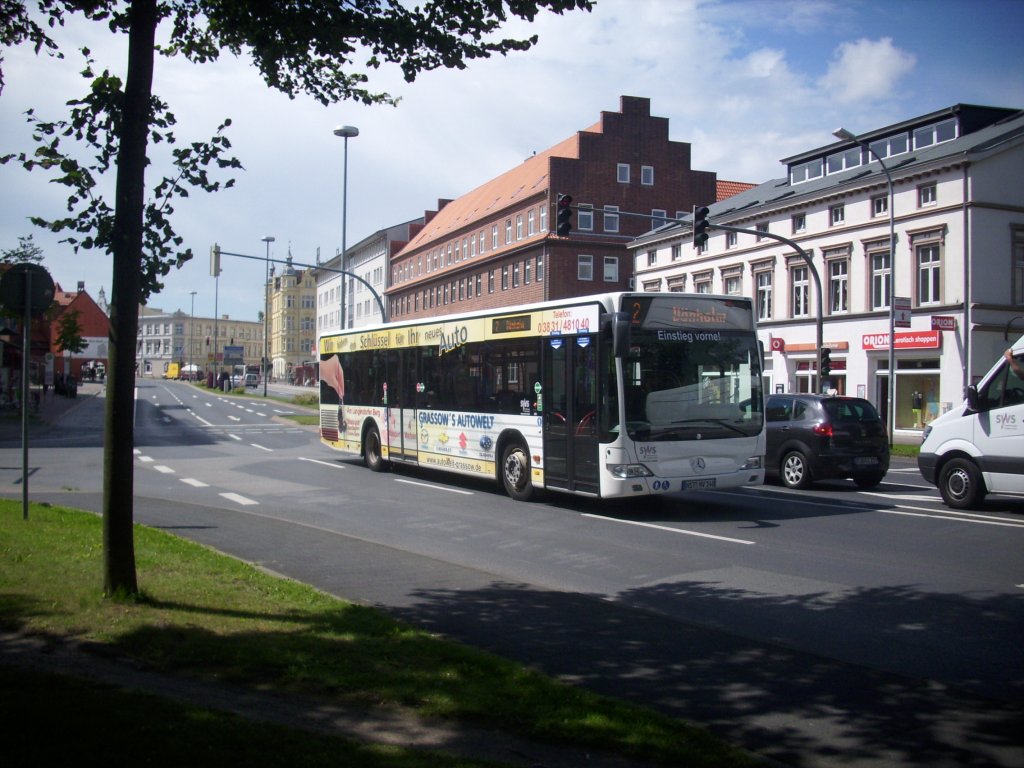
[501,442,535,501]
[363,425,388,473]
[780,450,812,489]
[853,473,885,489]
[938,457,985,510]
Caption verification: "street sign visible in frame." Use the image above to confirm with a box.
[931,315,957,331]
[894,297,912,328]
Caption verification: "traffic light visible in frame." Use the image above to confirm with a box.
[693,205,710,247]
[556,194,574,236]
[820,347,832,378]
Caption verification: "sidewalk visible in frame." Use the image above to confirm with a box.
[0,381,104,442]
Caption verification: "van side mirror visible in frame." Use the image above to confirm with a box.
[965,385,979,413]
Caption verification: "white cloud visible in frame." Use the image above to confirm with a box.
[819,38,917,104]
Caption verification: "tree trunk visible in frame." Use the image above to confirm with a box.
[102,0,157,597]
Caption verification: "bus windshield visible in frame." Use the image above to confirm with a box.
[621,295,763,441]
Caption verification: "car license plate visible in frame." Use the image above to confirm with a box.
[683,478,717,490]
[854,457,878,466]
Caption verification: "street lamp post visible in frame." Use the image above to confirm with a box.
[333,125,358,331]
[189,290,196,381]
[261,235,275,397]
[834,128,896,447]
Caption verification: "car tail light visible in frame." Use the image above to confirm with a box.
[812,423,833,437]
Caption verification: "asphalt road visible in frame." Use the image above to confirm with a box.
[2,379,1022,768]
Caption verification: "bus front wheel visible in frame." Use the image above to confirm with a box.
[501,442,535,502]
[364,426,387,472]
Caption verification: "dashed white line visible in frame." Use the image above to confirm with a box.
[298,457,346,470]
[138,455,154,463]
[153,465,175,474]
[250,443,272,452]
[181,478,209,487]
[220,492,258,506]
[581,513,756,545]
[393,477,474,495]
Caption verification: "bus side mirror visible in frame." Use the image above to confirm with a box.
[602,312,632,358]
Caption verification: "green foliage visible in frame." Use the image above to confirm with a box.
[0,234,44,264]
[54,307,89,354]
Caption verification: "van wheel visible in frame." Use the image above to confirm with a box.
[781,450,812,489]
[501,442,535,501]
[364,426,387,472]
[938,458,985,509]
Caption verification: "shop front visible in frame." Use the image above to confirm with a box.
[864,329,944,435]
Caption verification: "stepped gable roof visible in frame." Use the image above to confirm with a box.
[400,127,595,254]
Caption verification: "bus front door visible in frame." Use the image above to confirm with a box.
[543,334,599,494]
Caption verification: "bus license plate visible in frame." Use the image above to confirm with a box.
[683,478,717,490]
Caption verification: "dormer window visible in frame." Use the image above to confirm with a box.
[791,158,823,184]
[914,118,957,149]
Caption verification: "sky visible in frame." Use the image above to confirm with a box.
[2,0,1023,322]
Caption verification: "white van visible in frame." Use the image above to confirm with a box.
[918,334,1024,509]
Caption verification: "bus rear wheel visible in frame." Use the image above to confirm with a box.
[364,425,387,472]
[501,442,535,501]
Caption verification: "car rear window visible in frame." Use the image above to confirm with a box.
[823,399,879,422]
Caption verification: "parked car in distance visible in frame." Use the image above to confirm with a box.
[765,394,889,489]
[244,373,258,388]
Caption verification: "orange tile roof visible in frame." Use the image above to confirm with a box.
[401,130,589,254]
[716,180,756,202]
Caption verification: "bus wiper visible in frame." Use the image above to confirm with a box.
[670,418,748,436]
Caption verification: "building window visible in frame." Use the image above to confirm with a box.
[1014,227,1024,306]
[827,146,861,174]
[791,158,823,184]
[756,271,772,320]
[724,274,741,295]
[917,244,941,305]
[512,262,520,287]
[491,224,498,250]
[756,222,769,240]
[643,279,661,292]
[501,265,509,290]
[505,219,512,245]
[578,254,594,281]
[651,209,667,228]
[872,195,888,217]
[918,183,937,207]
[524,258,531,285]
[695,277,712,294]
[476,273,482,296]
[641,165,654,185]
[791,266,809,318]
[829,204,845,226]
[604,256,619,282]
[603,205,620,233]
[540,205,547,232]
[527,209,536,236]
[829,259,849,314]
[913,118,957,149]
[617,163,630,183]
[667,275,686,292]
[516,214,523,240]
[537,253,544,281]
[871,250,891,310]
[488,270,494,293]
[671,243,682,261]
[578,204,594,231]
[868,133,909,161]
[647,250,657,267]
[792,214,806,234]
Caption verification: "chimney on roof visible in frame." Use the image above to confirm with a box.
[77,281,85,292]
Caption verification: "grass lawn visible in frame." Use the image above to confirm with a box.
[0,500,754,767]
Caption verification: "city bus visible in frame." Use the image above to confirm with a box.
[317,292,765,501]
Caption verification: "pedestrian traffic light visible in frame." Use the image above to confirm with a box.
[820,347,832,378]
[693,205,710,247]
[556,194,574,236]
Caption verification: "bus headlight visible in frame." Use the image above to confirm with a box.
[608,463,654,478]
[742,456,762,470]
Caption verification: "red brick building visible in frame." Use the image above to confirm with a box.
[48,282,111,379]
[386,96,723,320]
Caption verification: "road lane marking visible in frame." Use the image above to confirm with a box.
[394,478,474,495]
[297,457,346,470]
[251,443,272,452]
[220,492,258,506]
[581,513,755,545]
[181,478,209,487]
[153,465,175,474]
[137,455,154,463]
[228,434,241,441]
